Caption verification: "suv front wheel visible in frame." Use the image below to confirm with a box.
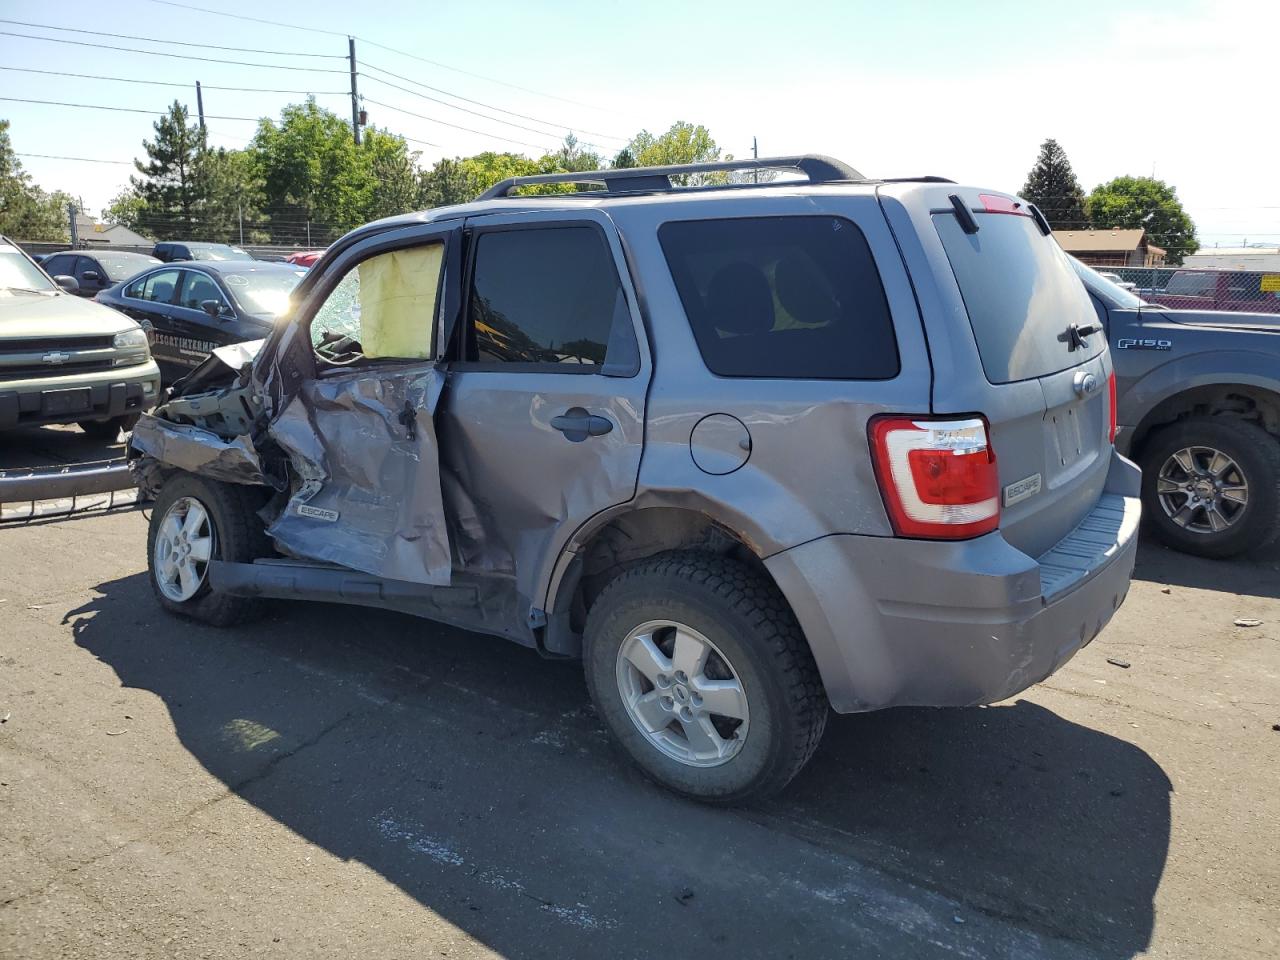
[584,552,827,803]
[147,474,271,626]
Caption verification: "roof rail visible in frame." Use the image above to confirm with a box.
[476,155,864,200]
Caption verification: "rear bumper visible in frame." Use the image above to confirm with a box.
[766,451,1141,713]
[0,361,160,429]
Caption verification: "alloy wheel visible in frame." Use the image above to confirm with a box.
[1156,445,1249,534]
[153,495,215,601]
[615,619,750,767]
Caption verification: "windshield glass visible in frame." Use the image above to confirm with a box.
[99,255,160,281]
[192,245,255,262]
[223,269,306,317]
[0,246,57,293]
[1070,257,1147,308]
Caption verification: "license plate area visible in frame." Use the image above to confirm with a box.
[41,387,92,415]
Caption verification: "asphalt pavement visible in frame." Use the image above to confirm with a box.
[0,427,1277,958]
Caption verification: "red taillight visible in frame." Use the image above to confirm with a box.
[1107,372,1117,444]
[869,416,1000,539]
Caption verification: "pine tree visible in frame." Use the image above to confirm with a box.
[131,101,207,239]
[1020,139,1088,230]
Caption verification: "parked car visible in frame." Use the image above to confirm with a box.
[1073,258,1280,557]
[285,249,325,268]
[96,260,305,384]
[39,250,161,298]
[152,241,255,263]
[1097,270,1137,293]
[0,236,159,438]
[128,157,1140,801]
[1151,268,1280,314]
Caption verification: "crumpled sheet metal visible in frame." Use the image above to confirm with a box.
[128,414,267,487]
[265,365,451,586]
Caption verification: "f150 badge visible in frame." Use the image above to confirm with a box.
[1117,338,1172,351]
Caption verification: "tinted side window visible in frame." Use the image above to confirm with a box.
[135,269,181,304]
[659,216,899,380]
[467,226,624,367]
[179,271,225,310]
[1166,272,1214,296]
[44,254,75,276]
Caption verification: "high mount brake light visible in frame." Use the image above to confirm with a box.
[869,416,1000,539]
[978,194,1028,215]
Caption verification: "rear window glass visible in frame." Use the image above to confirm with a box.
[659,216,899,380]
[935,211,1102,384]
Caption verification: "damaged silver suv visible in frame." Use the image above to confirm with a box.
[129,156,1140,801]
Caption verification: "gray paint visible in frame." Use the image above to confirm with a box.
[133,171,1141,714]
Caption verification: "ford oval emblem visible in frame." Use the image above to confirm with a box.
[1073,371,1099,397]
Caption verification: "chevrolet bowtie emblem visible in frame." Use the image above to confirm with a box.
[42,351,70,364]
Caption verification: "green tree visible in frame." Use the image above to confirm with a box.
[622,122,723,184]
[0,119,72,241]
[359,128,419,222]
[249,98,368,243]
[1087,175,1200,265]
[131,101,207,239]
[196,147,265,243]
[103,187,145,230]
[416,156,472,209]
[1020,139,1088,229]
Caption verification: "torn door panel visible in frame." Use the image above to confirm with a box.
[265,365,451,586]
[129,414,267,489]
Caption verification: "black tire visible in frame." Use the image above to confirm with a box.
[1139,416,1280,558]
[77,413,139,441]
[583,551,828,803]
[146,473,272,626]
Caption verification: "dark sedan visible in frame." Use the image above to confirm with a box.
[40,250,161,297]
[96,260,305,383]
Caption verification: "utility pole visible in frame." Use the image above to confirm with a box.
[237,200,244,246]
[752,136,758,183]
[348,38,361,145]
[67,202,78,247]
[195,81,206,134]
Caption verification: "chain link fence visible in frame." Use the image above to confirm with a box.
[1096,264,1280,314]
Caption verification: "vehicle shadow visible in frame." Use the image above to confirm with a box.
[1132,537,1280,599]
[0,423,125,470]
[66,573,1170,959]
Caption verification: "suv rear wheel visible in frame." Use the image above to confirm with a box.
[147,474,271,626]
[1139,416,1280,558]
[584,551,827,803]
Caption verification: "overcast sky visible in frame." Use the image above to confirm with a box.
[2,0,1275,246]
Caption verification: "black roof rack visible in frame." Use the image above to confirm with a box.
[476,155,865,200]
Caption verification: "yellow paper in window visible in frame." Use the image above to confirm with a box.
[358,244,443,359]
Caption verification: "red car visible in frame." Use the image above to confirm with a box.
[285,249,325,269]
[1153,269,1280,314]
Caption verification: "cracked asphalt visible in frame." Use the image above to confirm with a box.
[1,429,1278,958]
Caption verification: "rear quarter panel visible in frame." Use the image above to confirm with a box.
[604,190,935,555]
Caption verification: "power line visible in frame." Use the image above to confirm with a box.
[16,152,133,165]
[0,65,348,96]
[361,61,624,142]
[0,18,342,58]
[0,29,347,73]
[362,73,574,144]
[140,0,609,112]
[362,98,552,151]
[0,95,260,122]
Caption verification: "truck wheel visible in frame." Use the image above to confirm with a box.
[147,474,271,626]
[584,551,828,803]
[78,414,139,441]
[1139,417,1280,558]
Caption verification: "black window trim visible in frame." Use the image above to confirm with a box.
[450,217,642,378]
[656,212,902,382]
